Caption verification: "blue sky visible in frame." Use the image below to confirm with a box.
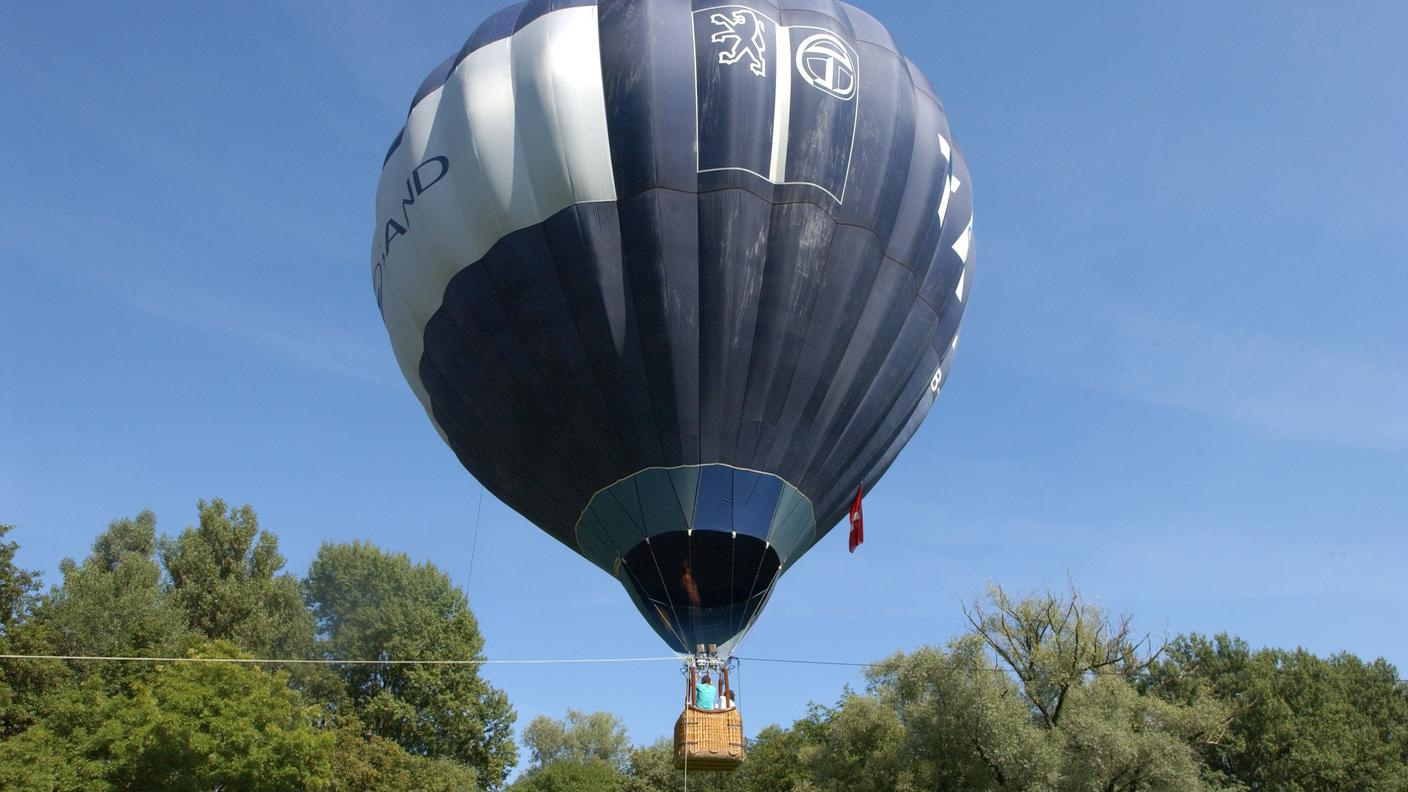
[3,0,1406,753]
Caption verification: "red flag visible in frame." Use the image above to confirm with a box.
[848,484,864,553]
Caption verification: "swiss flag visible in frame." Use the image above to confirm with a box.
[848,484,864,553]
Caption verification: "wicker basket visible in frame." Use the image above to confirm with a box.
[673,705,746,771]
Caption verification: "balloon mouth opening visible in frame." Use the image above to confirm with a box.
[620,530,781,655]
[571,464,816,653]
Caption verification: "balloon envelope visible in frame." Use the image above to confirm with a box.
[373,0,973,654]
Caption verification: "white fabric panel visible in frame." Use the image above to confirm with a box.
[953,218,972,263]
[371,6,617,425]
[768,24,793,184]
[374,90,446,416]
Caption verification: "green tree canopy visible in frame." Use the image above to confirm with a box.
[1,525,41,633]
[0,642,333,792]
[0,524,51,737]
[304,540,516,788]
[746,585,1228,792]
[522,710,631,772]
[44,511,189,677]
[1147,632,1408,790]
[160,499,314,660]
[508,759,623,792]
[328,719,480,792]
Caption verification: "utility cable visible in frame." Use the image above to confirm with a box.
[0,653,681,666]
[735,655,875,668]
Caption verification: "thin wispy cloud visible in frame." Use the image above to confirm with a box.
[2,204,397,389]
[1060,304,1408,451]
[126,279,396,386]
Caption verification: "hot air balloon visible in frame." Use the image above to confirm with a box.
[372,0,973,664]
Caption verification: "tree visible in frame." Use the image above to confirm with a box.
[328,719,480,792]
[0,525,41,634]
[1147,633,1408,790]
[620,740,731,792]
[304,541,516,787]
[0,642,334,792]
[43,511,190,686]
[509,760,623,792]
[791,695,908,792]
[735,725,811,792]
[160,499,314,659]
[799,585,1229,792]
[854,639,1054,792]
[523,710,631,772]
[0,524,52,737]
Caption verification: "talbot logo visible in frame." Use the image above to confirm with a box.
[795,32,856,100]
[710,9,768,77]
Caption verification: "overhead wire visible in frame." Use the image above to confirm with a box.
[9,653,1385,683]
[0,653,680,666]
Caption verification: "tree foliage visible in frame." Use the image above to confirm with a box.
[160,499,313,660]
[0,505,498,791]
[46,511,189,665]
[0,642,333,792]
[304,540,517,788]
[508,759,624,792]
[3,509,1406,791]
[522,710,631,772]
[327,719,479,792]
[0,524,50,737]
[1147,632,1408,791]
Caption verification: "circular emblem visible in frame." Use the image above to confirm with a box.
[795,32,856,100]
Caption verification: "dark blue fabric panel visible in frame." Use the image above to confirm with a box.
[734,202,834,462]
[832,39,915,241]
[818,334,941,524]
[599,0,700,197]
[422,270,586,541]
[885,93,949,270]
[907,57,941,105]
[731,470,784,537]
[546,203,654,475]
[617,189,702,466]
[807,297,936,496]
[691,467,782,540]
[424,370,579,530]
[485,229,628,494]
[793,255,916,497]
[697,189,769,464]
[833,1,894,49]
[776,0,844,20]
[764,224,883,473]
[408,55,456,118]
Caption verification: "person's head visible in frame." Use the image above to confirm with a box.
[701,672,712,684]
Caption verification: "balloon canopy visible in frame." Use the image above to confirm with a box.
[372,0,973,655]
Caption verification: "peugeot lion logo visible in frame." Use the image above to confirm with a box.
[710,9,768,77]
[795,32,856,100]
